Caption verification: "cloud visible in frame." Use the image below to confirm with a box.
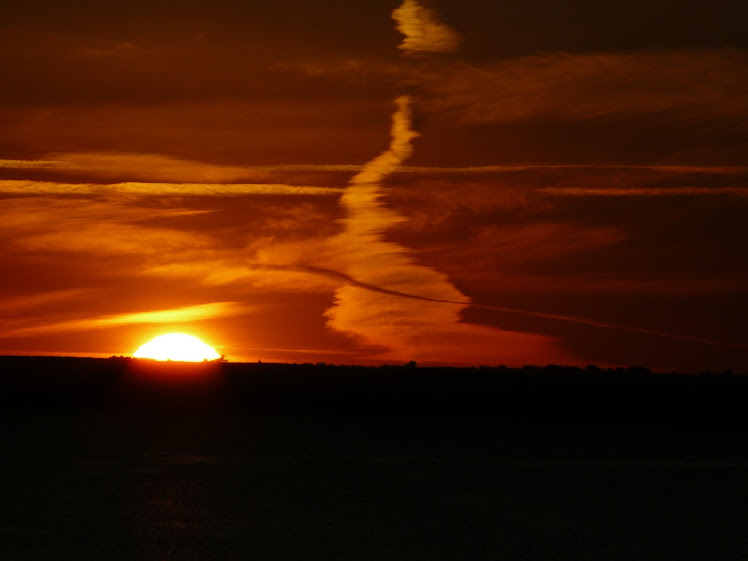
[453,222,627,268]
[327,286,571,365]
[422,48,748,125]
[69,40,148,60]
[0,153,363,184]
[348,95,419,186]
[392,0,460,55]
[375,160,747,310]
[144,258,339,292]
[8,157,745,183]
[540,187,748,197]
[453,272,748,296]
[0,98,391,167]
[0,302,243,338]
[1,198,211,255]
[0,159,62,169]
[306,264,743,352]
[385,163,748,227]
[0,289,92,314]
[323,96,569,364]
[0,193,346,301]
[0,180,341,197]
[0,153,269,183]
[396,164,748,175]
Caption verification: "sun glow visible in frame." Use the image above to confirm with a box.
[133,333,221,362]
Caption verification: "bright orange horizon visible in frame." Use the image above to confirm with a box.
[1,1,746,373]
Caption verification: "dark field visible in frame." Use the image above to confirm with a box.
[2,357,748,560]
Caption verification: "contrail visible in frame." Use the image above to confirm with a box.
[303,265,745,349]
[467,304,747,349]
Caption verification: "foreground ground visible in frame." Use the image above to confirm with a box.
[1,357,747,560]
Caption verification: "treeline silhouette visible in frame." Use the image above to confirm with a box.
[0,356,746,428]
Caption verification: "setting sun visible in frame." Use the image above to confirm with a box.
[133,333,221,362]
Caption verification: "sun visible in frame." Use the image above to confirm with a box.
[133,333,221,362]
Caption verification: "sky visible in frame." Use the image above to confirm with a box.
[1,0,746,372]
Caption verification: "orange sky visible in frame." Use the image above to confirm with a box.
[1,0,747,372]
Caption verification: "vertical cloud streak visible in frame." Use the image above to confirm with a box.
[392,0,460,55]
[322,1,567,364]
[325,97,567,364]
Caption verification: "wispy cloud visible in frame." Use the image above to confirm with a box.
[385,163,748,228]
[422,49,748,125]
[0,289,92,314]
[0,180,341,197]
[2,198,211,255]
[12,157,745,177]
[144,259,339,292]
[324,96,568,364]
[392,0,460,55]
[0,153,306,183]
[540,187,748,197]
[69,40,148,60]
[312,4,576,364]
[0,302,242,338]
[349,96,419,185]
[397,164,748,175]
[457,223,627,268]
[0,159,63,169]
